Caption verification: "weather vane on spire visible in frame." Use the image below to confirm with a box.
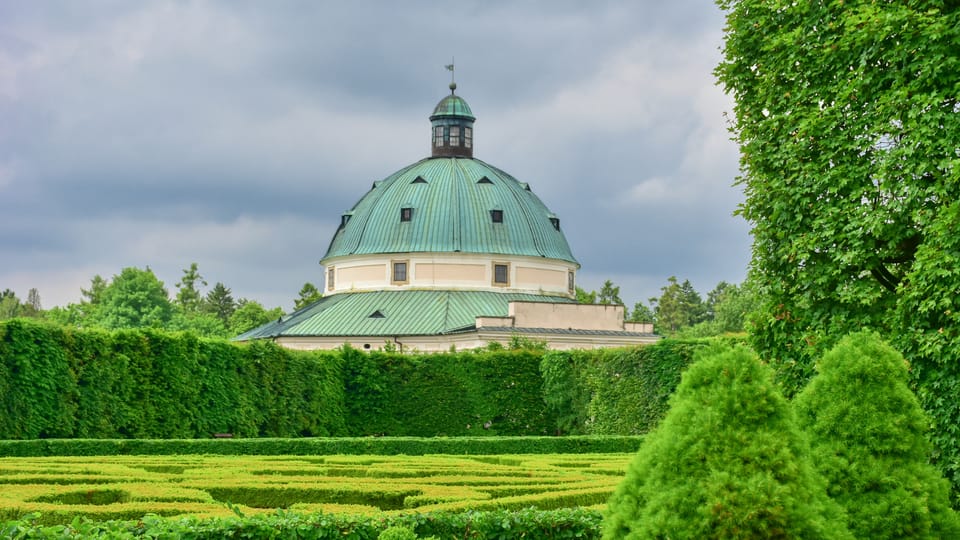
[445,58,456,93]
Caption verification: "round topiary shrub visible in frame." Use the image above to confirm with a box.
[792,332,960,539]
[603,344,850,539]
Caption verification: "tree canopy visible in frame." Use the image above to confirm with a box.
[716,0,960,488]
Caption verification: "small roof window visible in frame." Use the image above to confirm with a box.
[490,209,503,223]
[400,208,413,222]
[549,217,560,231]
[477,176,493,184]
[369,310,385,319]
[411,176,427,184]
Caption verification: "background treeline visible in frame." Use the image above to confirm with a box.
[0,318,728,440]
[2,264,756,340]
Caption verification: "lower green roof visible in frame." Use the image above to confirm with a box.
[235,290,575,339]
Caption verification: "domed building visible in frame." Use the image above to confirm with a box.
[238,84,657,351]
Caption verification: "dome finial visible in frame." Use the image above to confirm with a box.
[444,58,456,93]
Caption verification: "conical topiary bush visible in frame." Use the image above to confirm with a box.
[792,332,960,539]
[603,345,850,539]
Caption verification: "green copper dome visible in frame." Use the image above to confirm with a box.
[431,93,475,121]
[322,157,577,264]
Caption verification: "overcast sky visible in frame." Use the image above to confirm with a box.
[0,1,750,313]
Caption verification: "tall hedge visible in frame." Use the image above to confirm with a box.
[0,319,709,440]
[540,337,745,435]
[0,319,344,439]
[341,347,553,436]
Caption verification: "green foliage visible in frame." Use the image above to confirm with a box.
[0,289,42,320]
[793,333,960,539]
[0,319,344,439]
[604,345,850,539]
[378,525,419,540]
[202,282,236,323]
[540,350,593,435]
[597,279,623,306]
[341,348,554,437]
[295,282,322,310]
[0,436,643,457]
[627,302,653,323]
[229,300,284,336]
[0,290,22,320]
[716,0,960,492]
[649,276,706,335]
[1,507,602,539]
[575,286,597,305]
[0,319,716,441]
[895,200,960,493]
[541,338,740,436]
[174,262,206,313]
[0,319,76,438]
[93,267,174,330]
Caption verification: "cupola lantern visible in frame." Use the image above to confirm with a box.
[430,82,475,158]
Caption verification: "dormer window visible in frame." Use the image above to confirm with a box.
[464,127,472,148]
[411,176,427,184]
[450,126,460,146]
[400,208,413,222]
[550,217,560,231]
[477,176,493,184]
[434,126,444,147]
[490,209,503,223]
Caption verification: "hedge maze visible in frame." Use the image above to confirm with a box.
[0,453,631,525]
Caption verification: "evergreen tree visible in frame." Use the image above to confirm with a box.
[294,282,322,310]
[597,279,623,306]
[175,262,207,313]
[81,275,107,305]
[650,276,706,334]
[604,345,850,539]
[203,282,236,323]
[793,333,960,539]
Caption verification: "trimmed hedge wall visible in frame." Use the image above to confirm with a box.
[0,318,725,440]
[0,319,345,439]
[0,435,643,457]
[540,336,746,435]
[2,508,603,539]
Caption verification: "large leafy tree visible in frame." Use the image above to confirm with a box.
[228,300,283,335]
[92,267,173,329]
[716,0,960,487]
